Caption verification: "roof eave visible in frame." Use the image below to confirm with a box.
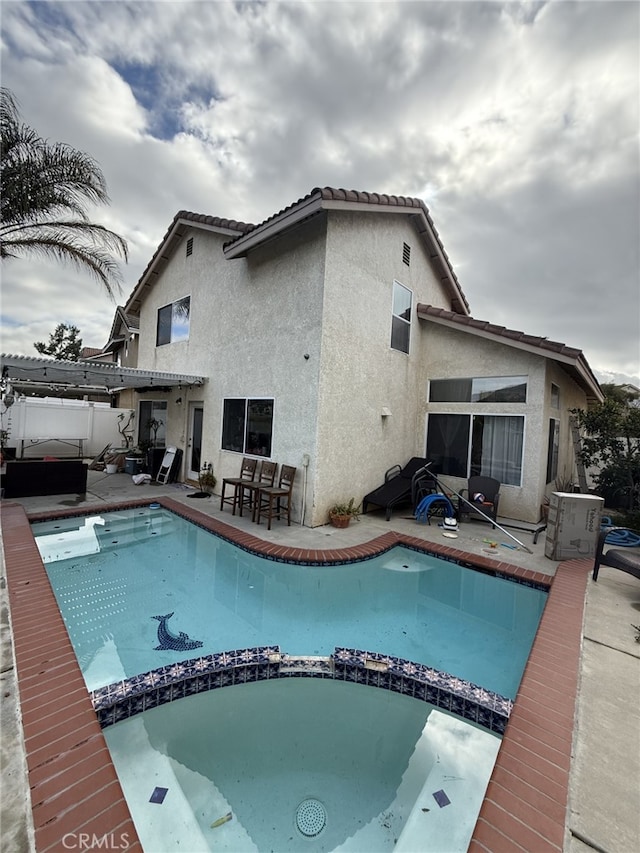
[223,194,324,259]
[417,307,603,403]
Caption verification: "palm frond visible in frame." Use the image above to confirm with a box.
[0,87,127,296]
[1,226,128,299]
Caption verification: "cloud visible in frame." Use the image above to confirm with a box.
[1,0,638,384]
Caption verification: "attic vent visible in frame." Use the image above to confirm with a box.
[186,237,194,257]
[402,242,411,266]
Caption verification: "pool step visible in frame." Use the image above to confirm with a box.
[169,758,259,851]
[103,717,212,852]
[393,712,501,852]
[333,709,438,851]
[36,509,176,562]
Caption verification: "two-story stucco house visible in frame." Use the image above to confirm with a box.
[112,187,602,526]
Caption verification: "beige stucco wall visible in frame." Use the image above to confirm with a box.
[135,219,327,522]
[424,324,590,522]
[312,212,455,524]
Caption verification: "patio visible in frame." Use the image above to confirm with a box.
[1,469,638,852]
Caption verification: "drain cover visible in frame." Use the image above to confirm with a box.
[296,798,327,837]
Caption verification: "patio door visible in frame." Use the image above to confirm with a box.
[187,403,204,480]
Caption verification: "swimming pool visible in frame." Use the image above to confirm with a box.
[33,505,546,698]
[31,504,547,852]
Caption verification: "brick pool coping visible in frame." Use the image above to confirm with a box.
[2,496,590,852]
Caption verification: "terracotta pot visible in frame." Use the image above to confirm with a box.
[329,513,351,528]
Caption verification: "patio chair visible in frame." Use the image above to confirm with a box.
[220,457,258,515]
[362,457,431,521]
[459,476,501,527]
[238,460,278,519]
[592,527,640,582]
[255,465,297,529]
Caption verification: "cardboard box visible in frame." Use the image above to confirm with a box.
[544,492,604,560]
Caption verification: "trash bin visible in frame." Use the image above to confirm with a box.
[125,456,144,475]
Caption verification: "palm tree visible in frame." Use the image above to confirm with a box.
[0,88,127,298]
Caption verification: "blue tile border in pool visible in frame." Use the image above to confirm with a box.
[29,500,551,593]
[90,644,512,735]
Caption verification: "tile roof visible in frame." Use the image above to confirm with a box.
[417,304,602,400]
[229,186,431,242]
[222,186,470,314]
[124,187,469,316]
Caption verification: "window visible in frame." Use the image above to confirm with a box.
[156,296,190,346]
[391,280,412,353]
[546,418,560,483]
[222,398,274,457]
[429,376,527,403]
[426,413,525,486]
[550,383,560,409]
[138,401,167,447]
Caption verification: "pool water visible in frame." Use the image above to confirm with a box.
[33,506,546,697]
[104,678,501,853]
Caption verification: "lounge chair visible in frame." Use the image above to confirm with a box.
[362,457,431,521]
[592,527,640,581]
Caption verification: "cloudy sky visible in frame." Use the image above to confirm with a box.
[1,0,638,385]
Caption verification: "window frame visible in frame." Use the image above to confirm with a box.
[546,418,560,484]
[156,295,191,346]
[138,400,168,448]
[221,397,274,458]
[391,280,412,354]
[429,375,528,404]
[426,412,525,486]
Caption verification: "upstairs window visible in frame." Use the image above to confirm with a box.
[156,296,190,346]
[391,280,412,353]
[550,383,560,408]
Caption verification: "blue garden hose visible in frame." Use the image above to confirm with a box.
[601,517,640,547]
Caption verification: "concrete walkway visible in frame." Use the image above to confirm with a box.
[1,470,639,851]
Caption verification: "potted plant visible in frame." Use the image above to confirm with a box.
[188,463,217,499]
[328,497,361,528]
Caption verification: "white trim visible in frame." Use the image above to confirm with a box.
[1,353,205,391]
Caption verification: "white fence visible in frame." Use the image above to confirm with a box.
[2,398,134,458]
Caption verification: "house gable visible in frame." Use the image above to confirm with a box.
[417,304,603,404]
[223,187,470,316]
[125,211,253,316]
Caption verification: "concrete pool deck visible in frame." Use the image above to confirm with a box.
[1,470,639,852]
